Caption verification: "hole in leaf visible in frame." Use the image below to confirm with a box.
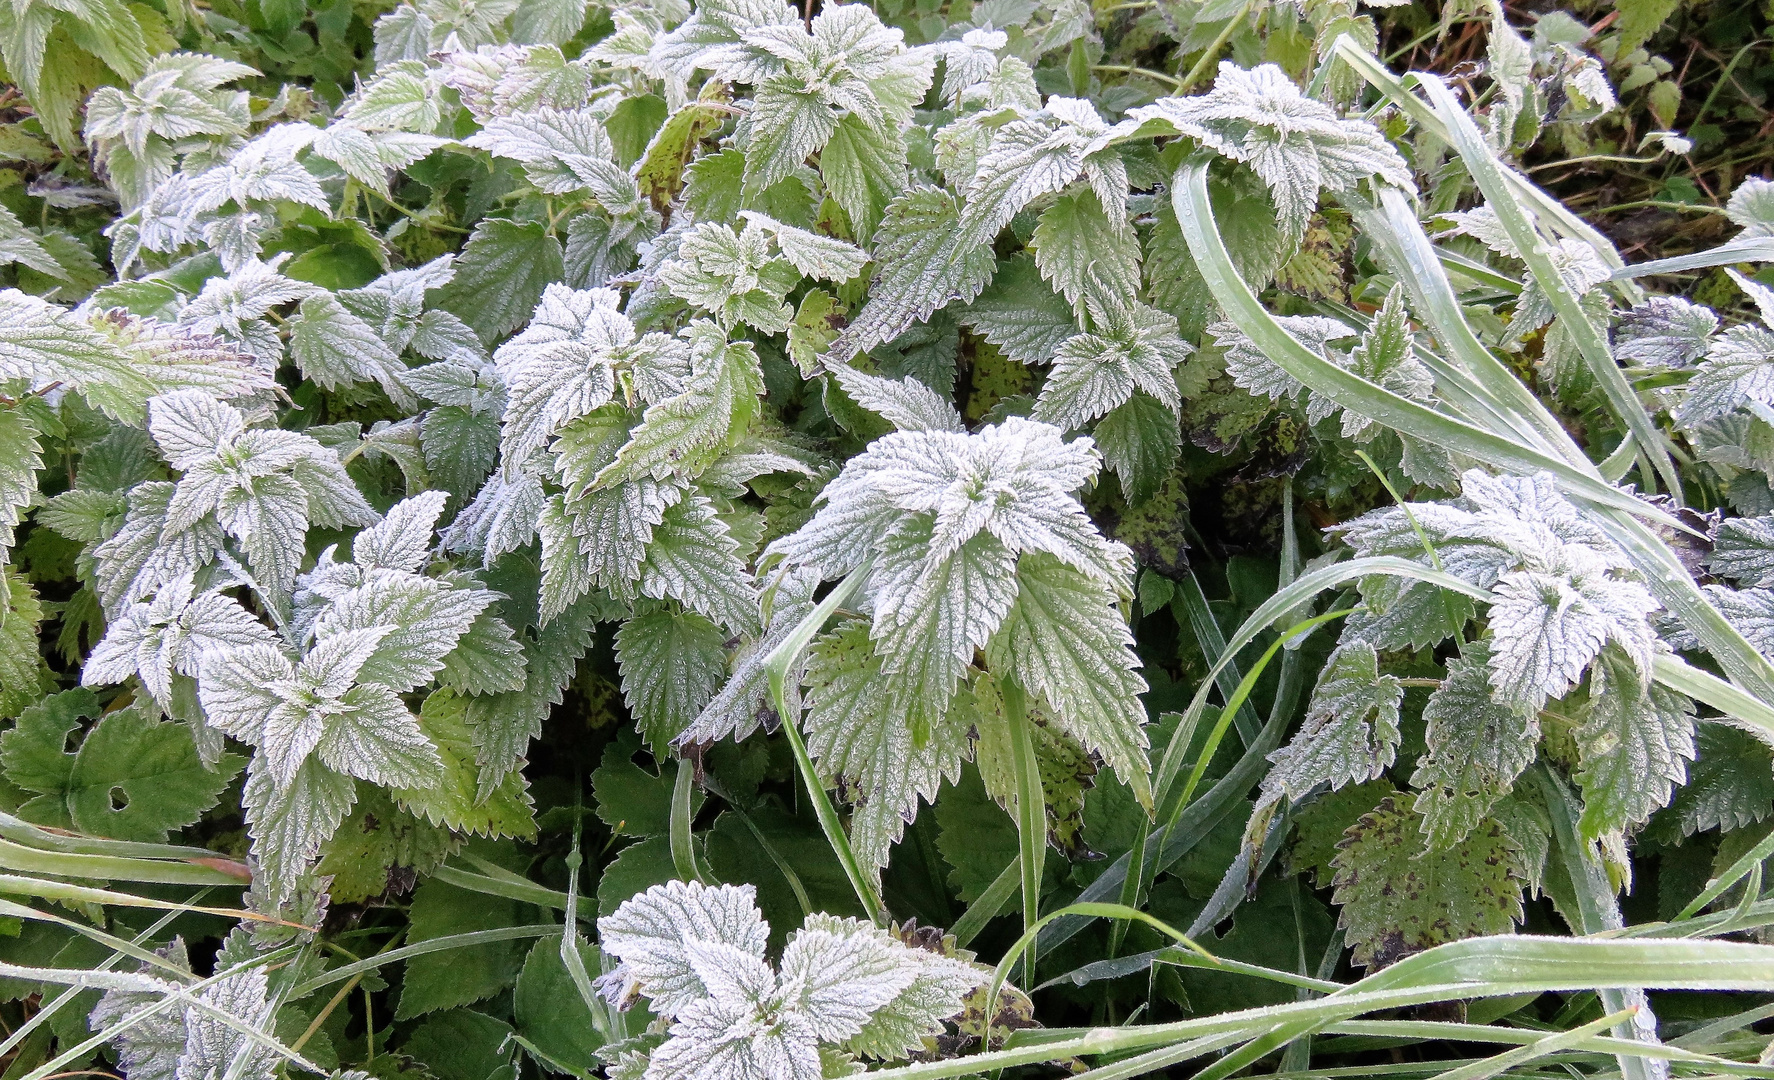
[108,787,129,812]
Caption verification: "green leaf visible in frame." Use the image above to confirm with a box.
[402,1008,518,1080]
[464,596,598,798]
[705,806,864,953]
[1574,647,1695,839]
[397,864,530,1019]
[437,218,566,344]
[1094,393,1181,505]
[515,936,605,1068]
[1665,723,1774,838]
[1614,0,1679,55]
[1031,189,1141,321]
[597,834,680,919]
[318,783,463,904]
[615,606,729,753]
[0,567,47,716]
[1331,791,1526,969]
[1410,642,1539,850]
[822,113,905,244]
[64,709,244,842]
[933,763,1018,903]
[960,255,1077,367]
[2,690,242,841]
[592,733,701,837]
[398,689,539,841]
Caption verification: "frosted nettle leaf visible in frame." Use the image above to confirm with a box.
[868,517,1018,741]
[494,284,678,465]
[770,416,1127,584]
[1695,584,1774,655]
[681,567,819,746]
[597,879,771,1015]
[616,605,729,751]
[437,609,528,695]
[738,212,868,282]
[84,575,276,710]
[1614,296,1717,369]
[1263,641,1402,802]
[0,409,40,562]
[0,288,185,421]
[1437,204,1519,259]
[93,482,225,615]
[180,257,321,367]
[777,915,920,1042]
[1211,314,1356,405]
[464,108,635,202]
[344,62,443,133]
[658,220,801,333]
[0,204,66,278]
[83,310,277,406]
[823,363,964,433]
[177,965,279,1080]
[825,186,997,363]
[84,53,253,158]
[556,476,683,602]
[803,619,973,872]
[1726,176,1774,238]
[374,5,435,65]
[441,470,546,567]
[1132,62,1414,241]
[1035,303,1189,431]
[147,391,375,595]
[985,552,1150,807]
[1487,546,1659,712]
[1029,189,1140,321]
[1508,238,1612,340]
[288,293,411,405]
[313,572,498,693]
[354,490,449,573]
[640,493,761,636]
[1409,641,1539,848]
[594,326,765,488]
[1676,270,1774,426]
[650,0,797,84]
[600,881,976,1078]
[933,26,1008,104]
[188,125,329,216]
[959,255,1078,366]
[201,624,444,789]
[1711,514,1774,586]
[88,945,191,1080]
[1338,284,1432,439]
[436,41,599,119]
[718,4,934,191]
[1574,645,1695,838]
[242,756,358,900]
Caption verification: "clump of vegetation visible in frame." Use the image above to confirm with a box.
[2,0,1774,1075]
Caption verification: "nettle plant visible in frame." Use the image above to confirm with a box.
[8,0,1774,1073]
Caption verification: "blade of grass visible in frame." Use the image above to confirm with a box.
[762,567,886,924]
[950,855,1019,947]
[1172,155,1681,527]
[1003,675,1046,981]
[1416,74,1681,498]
